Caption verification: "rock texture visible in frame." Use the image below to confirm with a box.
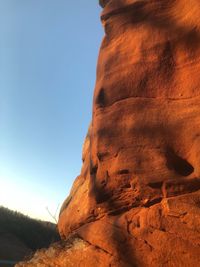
[17,0,200,266]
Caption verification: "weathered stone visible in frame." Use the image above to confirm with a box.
[18,0,200,266]
[59,0,200,239]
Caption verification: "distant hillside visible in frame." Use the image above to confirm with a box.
[0,206,60,262]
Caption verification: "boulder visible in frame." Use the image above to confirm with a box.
[58,1,200,266]
[17,0,200,266]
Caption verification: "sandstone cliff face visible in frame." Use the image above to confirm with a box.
[17,1,200,266]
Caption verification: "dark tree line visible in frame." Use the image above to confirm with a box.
[0,206,60,250]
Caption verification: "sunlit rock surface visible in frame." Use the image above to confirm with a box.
[17,0,200,266]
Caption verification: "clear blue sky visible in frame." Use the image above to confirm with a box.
[0,1,103,222]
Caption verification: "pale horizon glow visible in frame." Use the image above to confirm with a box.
[0,175,65,223]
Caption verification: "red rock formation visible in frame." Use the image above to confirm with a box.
[58,1,200,266]
[17,1,200,266]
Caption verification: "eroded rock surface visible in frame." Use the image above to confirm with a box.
[18,0,200,266]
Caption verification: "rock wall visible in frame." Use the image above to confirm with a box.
[58,1,200,266]
[17,1,200,266]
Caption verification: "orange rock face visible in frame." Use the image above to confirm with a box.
[58,0,200,266]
